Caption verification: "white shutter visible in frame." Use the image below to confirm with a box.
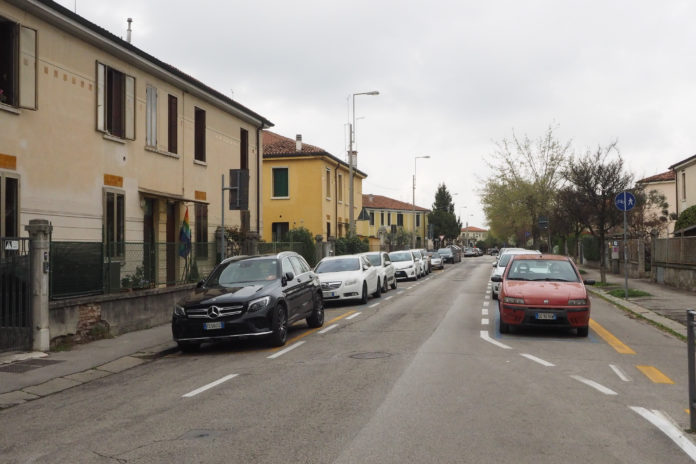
[96,62,105,132]
[125,75,135,140]
[146,85,157,146]
[19,26,37,109]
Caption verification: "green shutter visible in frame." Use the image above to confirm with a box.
[273,168,288,197]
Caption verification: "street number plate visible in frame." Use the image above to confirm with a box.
[204,321,224,330]
[536,313,556,320]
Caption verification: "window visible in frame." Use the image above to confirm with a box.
[0,173,19,237]
[380,212,384,225]
[240,128,249,170]
[369,211,375,226]
[96,62,135,139]
[682,171,687,201]
[338,174,343,202]
[387,213,391,226]
[325,168,331,199]
[272,222,289,242]
[146,85,157,147]
[327,222,331,238]
[416,214,421,228]
[195,203,208,258]
[272,167,289,198]
[194,107,206,162]
[168,95,177,153]
[397,213,403,227]
[104,190,125,258]
[228,169,249,210]
[0,18,36,109]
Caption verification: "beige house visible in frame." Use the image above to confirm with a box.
[460,226,488,247]
[670,154,696,231]
[358,194,430,250]
[0,0,272,286]
[636,171,676,237]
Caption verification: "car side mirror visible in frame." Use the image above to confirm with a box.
[285,271,295,281]
[491,275,502,282]
[584,279,595,286]
[196,280,205,288]
[492,262,497,267]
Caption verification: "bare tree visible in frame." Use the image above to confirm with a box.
[563,142,633,283]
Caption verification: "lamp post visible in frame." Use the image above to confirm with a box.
[412,155,430,249]
[348,90,379,235]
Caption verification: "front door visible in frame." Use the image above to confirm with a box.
[166,203,176,285]
[143,198,156,286]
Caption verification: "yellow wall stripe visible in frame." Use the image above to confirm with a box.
[636,365,675,384]
[589,319,636,354]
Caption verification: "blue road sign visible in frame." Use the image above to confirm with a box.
[615,191,636,212]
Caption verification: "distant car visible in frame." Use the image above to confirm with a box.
[389,250,419,281]
[419,248,432,273]
[360,251,397,293]
[490,249,541,299]
[410,249,426,278]
[315,255,381,304]
[464,247,477,257]
[488,248,499,256]
[490,254,595,336]
[172,252,324,351]
[437,248,455,264]
[449,245,462,262]
[429,251,444,270]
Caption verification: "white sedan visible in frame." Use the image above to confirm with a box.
[360,251,397,293]
[314,255,381,304]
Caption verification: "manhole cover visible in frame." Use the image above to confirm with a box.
[0,358,64,373]
[350,352,392,360]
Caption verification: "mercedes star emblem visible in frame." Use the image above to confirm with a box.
[207,306,221,318]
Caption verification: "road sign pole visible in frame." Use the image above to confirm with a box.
[624,192,629,299]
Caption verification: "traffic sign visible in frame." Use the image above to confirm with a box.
[615,191,636,212]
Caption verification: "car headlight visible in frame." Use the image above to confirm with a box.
[248,296,271,313]
[174,305,186,317]
[406,265,414,269]
[568,299,588,306]
[344,278,358,286]
[503,296,525,304]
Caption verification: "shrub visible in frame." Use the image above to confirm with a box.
[675,205,696,233]
[285,227,317,266]
[335,234,369,255]
[582,236,601,261]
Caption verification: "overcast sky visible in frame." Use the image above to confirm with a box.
[56,0,696,229]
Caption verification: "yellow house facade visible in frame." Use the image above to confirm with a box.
[357,194,430,250]
[0,0,272,286]
[262,131,366,242]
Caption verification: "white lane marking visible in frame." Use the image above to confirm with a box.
[346,312,361,320]
[480,330,512,350]
[397,290,405,295]
[482,318,489,325]
[631,407,696,461]
[570,375,617,395]
[319,324,339,334]
[483,301,490,307]
[521,353,555,367]
[482,308,489,316]
[369,303,380,308]
[267,341,306,359]
[610,364,632,382]
[484,295,490,301]
[183,374,238,398]
[406,286,414,290]
[385,296,394,301]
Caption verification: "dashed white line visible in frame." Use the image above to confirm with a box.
[385,296,394,301]
[610,364,632,382]
[482,308,489,316]
[346,312,361,320]
[570,375,617,395]
[369,303,380,308]
[406,286,414,290]
[631,407,696,461]
[183,374,238,398]
[480,330,512,350]
[319,324,339,334]
[482,318,489,325]
[267,341,306,359]
[483,301,490,307]
[521,353,555,367]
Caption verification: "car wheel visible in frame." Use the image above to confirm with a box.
[382,277,389,294]
[177,341,200,353]
[499,319,510,334]
[269,304,288,347]
[390,277,397,290]
[373,278,382,298]
[492,291,498,300]
[360,282,369,304]
[306,292,324,328]
[577,326,589,337]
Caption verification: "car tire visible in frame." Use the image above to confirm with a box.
[177,341,200,353]
[492,291,498,300]
[373,278,382,298]
[269,304,288,347]
[306,292,324,328]
[390,277,397,290]
[577,326,589,337]
[382,277,389,294]
[499,320,510,334]
[360,282,369,304]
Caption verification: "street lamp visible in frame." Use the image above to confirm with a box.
[412,155,430,249]
[348,90,379,235]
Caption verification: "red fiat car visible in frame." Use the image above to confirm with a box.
[490,255,595,336]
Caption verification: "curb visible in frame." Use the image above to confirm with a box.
[0,342,179,411]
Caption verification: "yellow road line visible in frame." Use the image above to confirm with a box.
[270,310,357,350]
[636,365,675,384]
[589,319,636,354]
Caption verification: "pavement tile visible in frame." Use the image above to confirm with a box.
[23,377,81,397]
[0,390,40,408]
[64,369,112,383]
[97,356,145,373]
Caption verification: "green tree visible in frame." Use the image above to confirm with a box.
[428,184,461,243]
[285,227,317,266]
[335,234,369,255]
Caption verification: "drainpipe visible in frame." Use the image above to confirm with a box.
[256,127,262,236]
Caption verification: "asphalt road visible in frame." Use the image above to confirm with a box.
[1,257,694,463]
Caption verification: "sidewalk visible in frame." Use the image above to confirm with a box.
[579,266,696,338]
[0,324,177,409]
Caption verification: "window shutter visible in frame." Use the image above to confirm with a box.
[146,86,157,146]
[19,26,37,109]
[229,169,249,210]
[168,95,178,153]
[96,62,105,132]
[125,75,135,140]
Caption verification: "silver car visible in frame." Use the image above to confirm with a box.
[490,249,541,299]
[360,251,397,293]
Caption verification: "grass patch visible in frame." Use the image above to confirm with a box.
[608,288,652,298]
[593,281,618,288]
[578,269,587,275]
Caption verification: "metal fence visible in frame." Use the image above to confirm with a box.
[655,236,696,266]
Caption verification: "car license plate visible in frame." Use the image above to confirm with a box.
[323,291,335,298]
[204,321,224,330]
[536,312,556,320]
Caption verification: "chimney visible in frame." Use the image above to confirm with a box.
[296,134,302,152]
[369,194,374,203]
[126,18,133,43]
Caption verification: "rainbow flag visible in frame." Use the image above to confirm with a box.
[179,207,191,258]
